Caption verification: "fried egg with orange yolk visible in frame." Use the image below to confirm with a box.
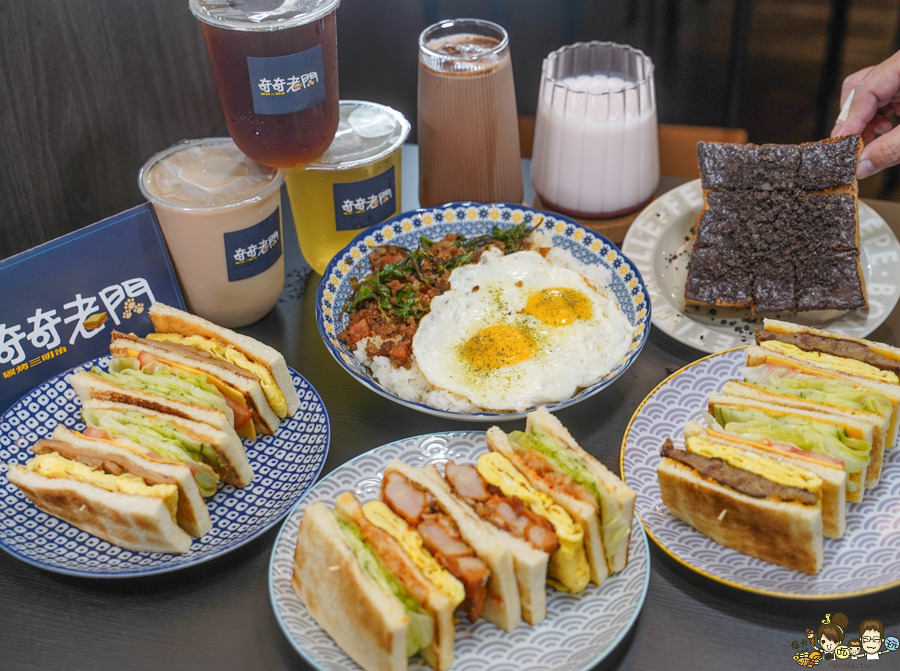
[412,248,634,411]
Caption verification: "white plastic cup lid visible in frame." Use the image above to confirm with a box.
[305,100,411,170]
[189,0,341,31]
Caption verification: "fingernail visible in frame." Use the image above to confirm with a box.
[836,90,855,124]
[857,159,876,179]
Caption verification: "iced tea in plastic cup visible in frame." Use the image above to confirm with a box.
[190,0,341,168]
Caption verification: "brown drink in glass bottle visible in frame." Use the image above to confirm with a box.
[417,19,524,207]
[190,0,341,168]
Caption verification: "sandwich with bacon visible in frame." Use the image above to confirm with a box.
[7,425,212,553]
[657,421,826,574]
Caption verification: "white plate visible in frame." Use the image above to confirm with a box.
[270,432,650,671]
[621,347,900,599]
[316,202,650,421]
[0,356,330,577]
[621,179,900,353]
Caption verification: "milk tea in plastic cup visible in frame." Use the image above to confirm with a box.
[531,42,659,218]
[139,138,286,327]
[190,0,341,168]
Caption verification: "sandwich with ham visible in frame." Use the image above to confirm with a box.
[7,426,212,553]
[657,421,826,574]
[485,407,636,587]
[424,448,591,626]
[146,302,301,433]
[79,398,248,494]
[69,358,254,487]
[706,393,874,503]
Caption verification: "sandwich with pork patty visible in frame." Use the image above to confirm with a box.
[147,302,300,430]
[7,426,211,553]
[424,446,591,626]
[658,423,826,574]
[706,393,874,503]
[379,459,521,633]
[71,362,253,487]
[293,495,443,671]
[486,407,636,587]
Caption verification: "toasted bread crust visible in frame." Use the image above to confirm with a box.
[7,465,192,554]
[657,458,823,574]
[293,502,408,671]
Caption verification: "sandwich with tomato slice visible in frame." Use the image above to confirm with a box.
[145,302,301,435]
[70,357,253,487]
[7,425,211,553]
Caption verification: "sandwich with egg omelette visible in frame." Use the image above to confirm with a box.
[657,422,825,574]
[293,492,459,671]
[147,302,301,432]
[486,407,636,587]
[719,378,887,488]
[70,361,254,488]
[683,420,847,537]
[749,321,900,446]
[7,425,211,553]
[706,393,874,503]
[422,446,592,626]
[378,459,522,633]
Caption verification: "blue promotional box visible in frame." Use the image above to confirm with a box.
[0,204,185,414]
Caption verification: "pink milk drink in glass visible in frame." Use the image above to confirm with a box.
[531,42,659,218]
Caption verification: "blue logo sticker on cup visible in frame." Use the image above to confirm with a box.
[248,45,326,116]
[224,208,283,281]
[333,166,397,231]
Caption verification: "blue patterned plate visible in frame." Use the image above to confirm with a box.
[621,347,900,598]
[0,356,329,578]
[315,202,650,421]
[269,432,650,671]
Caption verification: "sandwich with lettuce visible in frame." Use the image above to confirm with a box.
[485,407,636,588]
[706,394,874,503]
[293,493,454,671]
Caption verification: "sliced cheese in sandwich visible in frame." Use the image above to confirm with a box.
[684,420,846,537]
[707,394,873,503]
[111,331,265,439]
[722,378,886,488]
[148,302,301,419]
[758,339,898,385]
[745,345,900,449]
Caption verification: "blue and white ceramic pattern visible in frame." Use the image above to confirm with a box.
[0,356,330,578]
[315,202,650,421]
[270,432,650,671]
[621,347,900,598]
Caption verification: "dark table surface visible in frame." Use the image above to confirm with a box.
[3,151,900,671]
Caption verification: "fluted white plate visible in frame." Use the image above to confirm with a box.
[621,346,900,598]
[622,179,900,354]
[0,356,329,577]
[270,432,650,671]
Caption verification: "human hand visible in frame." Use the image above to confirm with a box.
[831,50,900,179]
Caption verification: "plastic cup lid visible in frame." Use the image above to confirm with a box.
[139,138,285,212]
[305,100,411,171]
[189,0,341,31]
